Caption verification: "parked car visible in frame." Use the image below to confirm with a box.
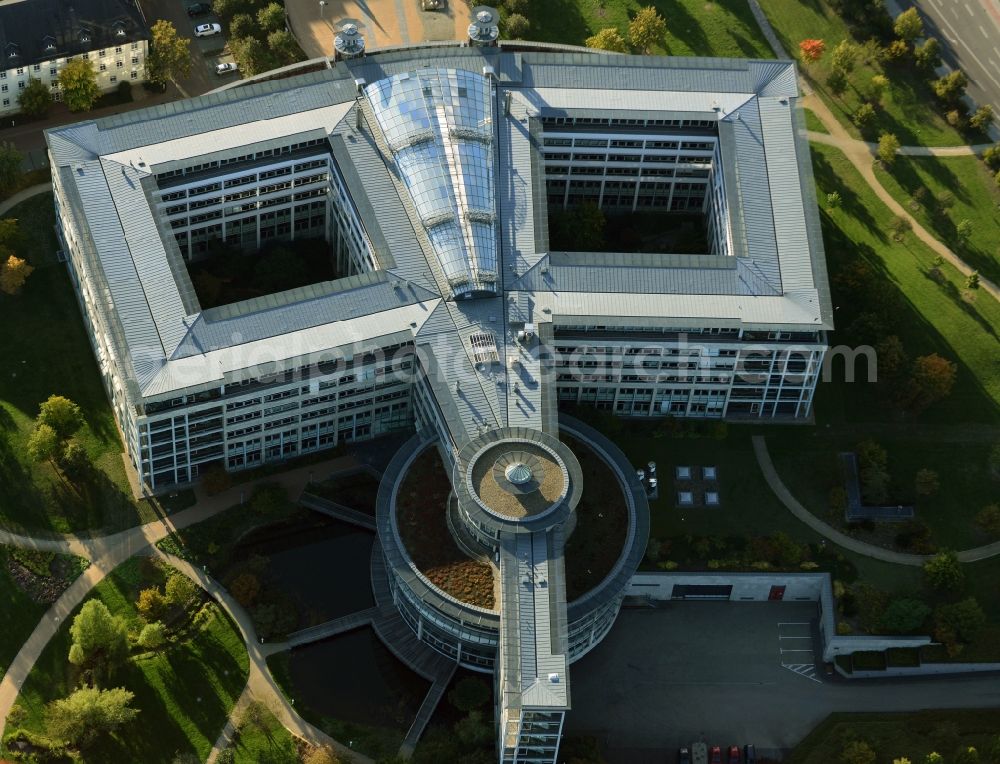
[215,62,238,75]
[421,0,445,9]
[692,743,707,764]
[194,22,222,37]
[186,2,211,16]
[710,746,722,764]
[678,748,692,764]
[744,744,756,764]
[728,745,740,764]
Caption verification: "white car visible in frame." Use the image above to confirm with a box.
[194,23,222,37]
[215,62,238,76]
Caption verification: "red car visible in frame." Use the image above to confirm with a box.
[710,746,722,764]
[728,745,741,764]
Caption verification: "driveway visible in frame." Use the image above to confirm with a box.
[137,0,241,97]
[566,602,1000,763]
[285,0,470,58]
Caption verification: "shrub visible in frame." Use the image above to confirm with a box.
[229,13,257,40]
[970,105,994,134]
[933,70,968,104]
[229,572,260,607]
[935,597,986,641]
[137,621,167,650]
[165,572,199,608]
[852,102,877,128]
[504,0,528,13]
[879,598,931,633]
[914,468,939,496]
[136,587,167,622]
[914,37,941,70]
[975,503,1000,537]
[799,38,826,62]
[923,550,964,591]
[983,145,1000,171]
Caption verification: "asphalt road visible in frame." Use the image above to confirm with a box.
[566,602,1000,763]
[906,0,1000,125]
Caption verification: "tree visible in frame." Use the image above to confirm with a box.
[954,747,980,764]
[956,218,974,240]
[257,2,285,33]
[852,102,876,128]
[629,6,667,54]
[923,550,964,591]
[868,74,889,103]
[45,686,137,748]
[0,254,34,295]
[990,443,1000,477]
[0,142,22,195]
[58,59,100,112]
[229,572,260,607]
[454,709,492,747]
[914,37,941,70]
[229,13,257,41]
[894,7,924,42]
[936,597,986,641]
[148,20,191,87]
[878,132,900,165]
[137,587,167,622]
[983,144,1000,171]
[965,271,980,292]
[229,36,274,78]
[826,191,842,208]
[914,468,939,496]
[137,621,167,649]
[38,395,83,440]
[504,0,527,12]
[831,40,860,74]
[924,754,944,764]
[970,105,994,134]
[933,70,968,104]
[905,353,957,412]
[504,13,530,39]
[27,423,62,467]
[828,67,848,96]
[799,38,826,62]
[879,598,931,633]
[875,335,908,380]
[842,740,876,764]
[884,39,909,59]
[975,503,1000,537]
[60,442,94,485]
[17,77,52,118]
[212,0,259,18]
[449,676,490,713]
[267,30,302,65]
[165,572,199,608]
[69,599,129,678]
[586,28,629,54]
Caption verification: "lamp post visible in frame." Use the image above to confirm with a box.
[319,0,328,20]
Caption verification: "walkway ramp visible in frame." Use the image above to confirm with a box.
[299,492,377,531]
[398,659,458,759]
[285,606,378,648]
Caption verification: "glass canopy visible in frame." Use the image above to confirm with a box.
[366,68,498,298]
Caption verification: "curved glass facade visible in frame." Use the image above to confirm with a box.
[365,68,497,297]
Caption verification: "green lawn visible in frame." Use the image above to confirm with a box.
[803,107,829,134]
[810,144,1000,419]
[524,0,774,58]
[5,557,249,762]
[225,706,299,764]
[759,0,968,146]
[0,195,168,535]
[874,154,1000,285]
[788,709,1000,764]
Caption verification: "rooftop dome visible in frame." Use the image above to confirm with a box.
[504,462,533,485]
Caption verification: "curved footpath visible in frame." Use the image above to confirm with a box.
[0,454,360,759]
[753,435,1000,565]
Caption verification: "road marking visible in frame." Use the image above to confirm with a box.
[967,3,976,16]
[950,5,960,18]
[932,7,1000,91]
[983,25,991,37]
[780,648,814,654]
[783,664,822,684]
[778,635,812,640]
[777,622,810,626]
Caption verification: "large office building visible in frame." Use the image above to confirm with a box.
[0,0,148,116]
[47,38,831,762]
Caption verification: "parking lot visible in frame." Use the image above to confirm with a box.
[567,601,1000,763]
[137,0,240,97]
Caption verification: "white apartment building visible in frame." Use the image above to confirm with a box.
[0,0,148,116]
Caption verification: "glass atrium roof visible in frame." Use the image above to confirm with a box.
[366,68,497,298]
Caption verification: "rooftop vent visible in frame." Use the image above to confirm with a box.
[42,36,57,54]
[467,6,499,46]
[548,673,560,683]
[334,22,365,61]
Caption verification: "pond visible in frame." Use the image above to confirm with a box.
[232,515,374,626]
[286,628,429,730]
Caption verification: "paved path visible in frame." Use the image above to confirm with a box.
[0,454,358,746]
[753,435,1000,565]
[805,130,993,157]
[0,182,52,217]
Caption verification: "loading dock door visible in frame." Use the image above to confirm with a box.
[769,585,786,601]
[670,584,733,600]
